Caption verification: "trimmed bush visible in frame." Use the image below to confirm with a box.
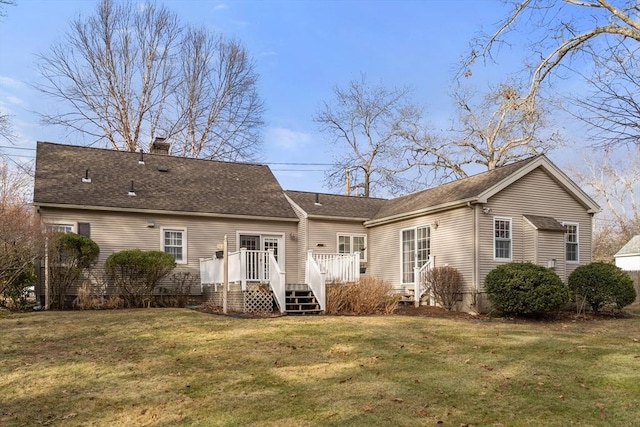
[485,262,571,316]
[424,266,464,311]
[105,249,176,308]
[48,232,100,309]
[568,262,636,312]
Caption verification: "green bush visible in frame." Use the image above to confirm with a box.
[568,262,636,312]
[48,232,100,309]
[105,249,176,308]
[484,262,571,316]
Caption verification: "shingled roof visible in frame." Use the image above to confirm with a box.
[285,190,387,220]
[369,157,540,222]
[523,214,565,232]
[33,142,297,220]
[615,235,640,257]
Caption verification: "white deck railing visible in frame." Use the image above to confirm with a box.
[200,249,272,290]
[268,250,286,313]
[305,252,327,312]
[413,255,435,307]
[312,252,360,283]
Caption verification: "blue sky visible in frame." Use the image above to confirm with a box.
[0,0,559,193]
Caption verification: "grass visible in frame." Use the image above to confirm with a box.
[1,308,640,426]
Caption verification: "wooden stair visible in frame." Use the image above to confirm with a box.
[285,286,322,315]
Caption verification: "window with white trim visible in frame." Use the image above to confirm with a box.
[337,234,367,261]
[401,225,430,284]
[494,217,512,261]
[162,227,187,264]
[564,222,579,263]
[46,223,74,233]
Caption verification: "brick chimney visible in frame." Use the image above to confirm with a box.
[150,137,170,155]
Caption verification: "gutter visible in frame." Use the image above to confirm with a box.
[33,202,300,223]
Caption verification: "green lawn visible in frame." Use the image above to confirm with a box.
[1,308,639,426]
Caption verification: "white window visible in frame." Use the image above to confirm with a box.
[337,234,367,261]
[46,223,74,233]
[401,226,430,284]
[494,217,512,261]
[564,222,579,263]
[161,227,187,264]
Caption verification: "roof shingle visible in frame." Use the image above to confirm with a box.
[285,190,387,220]
[33,142,297,219]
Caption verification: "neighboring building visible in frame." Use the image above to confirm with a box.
[615,235,640,271]
[33,141,600,313]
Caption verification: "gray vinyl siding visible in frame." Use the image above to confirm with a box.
[538,230,566,280]
[39,207,299,293]
[478,167,592,287]
[307,219,368,256]
[368,207,474,290]
[287,200,308,284]
[523,222,536,263]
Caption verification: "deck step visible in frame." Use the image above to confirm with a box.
[285,287,321,315]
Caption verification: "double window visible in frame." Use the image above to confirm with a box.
[337,234,367,261]
[564,223,579,263]
[494,217,512,261]
[401,226,430,284]
[46,224,74,234]
[162,227,187,264]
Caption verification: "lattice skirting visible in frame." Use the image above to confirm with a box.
[244,289,275,313]
[204,285,274,313]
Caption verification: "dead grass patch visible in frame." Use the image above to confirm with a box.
[1,309,639,426]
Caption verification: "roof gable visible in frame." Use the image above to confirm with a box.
[367,155,600,226]
[33,142,297,219]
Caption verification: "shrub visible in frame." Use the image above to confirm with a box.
[424,266,464,310]
[484,262,571,316]
[326,277,399,315]
[48,232,100,309]
[157,272,197,307]
[105,249,176,308]
[568,262,636,312]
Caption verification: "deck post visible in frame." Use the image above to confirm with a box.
[223,235,228,314]
[414,266,420,308]
[240,248,247,290]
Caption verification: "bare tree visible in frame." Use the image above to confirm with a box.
[468,1,640,101]
[0,111,15,143]
[570,42,640,149]
[571,146,640,261]
[36,0,264,159]
[0,161,42,302]
[0,0,16,20]
[172,28,264,161]
[406,83,559,185]
[315,75,424,197]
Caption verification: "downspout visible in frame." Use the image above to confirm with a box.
[473,203,480,313]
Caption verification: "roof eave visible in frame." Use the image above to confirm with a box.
[308,214,371,222]
[34,202,299,222]
[364,198,477,227]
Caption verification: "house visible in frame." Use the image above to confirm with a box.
[33,141,600,313]
[615,235,640,271]
[33,140,300,310]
